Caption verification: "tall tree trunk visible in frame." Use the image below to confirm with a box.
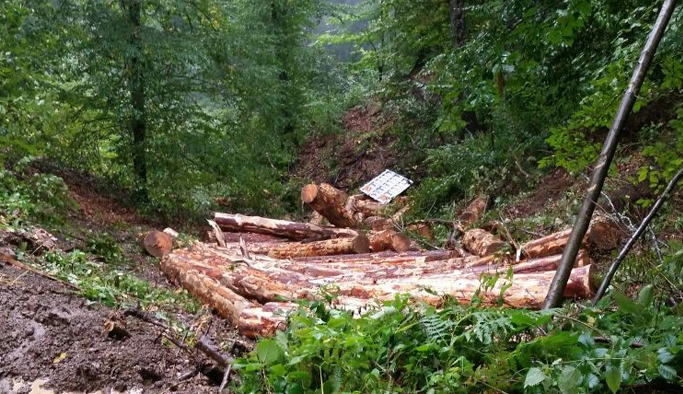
[271,0,295,138]
[449,0,466,47]
[125,0,147,202]
[543,0,677,309]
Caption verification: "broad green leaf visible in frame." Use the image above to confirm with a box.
[613,291,640,315]
[524,367,546,388]
[657,364,677,380]
[637,285,655,307]
[558,366,582,394]
[257,339,284,365]
[605,367,622,394]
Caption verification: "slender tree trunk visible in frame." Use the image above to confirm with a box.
[448,0,466,47]
[543,0,677,309]
[125,0,147,201]
[271,0,295,137]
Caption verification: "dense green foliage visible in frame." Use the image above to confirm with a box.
[234,283,683,393]
[1,0,352,218]
[315,0,683,213]
[3,0,682,216]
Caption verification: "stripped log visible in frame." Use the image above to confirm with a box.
[213,213,358,241]
[238,302,296,338]
[462,229,506,257]
[337,265,594,309]
[160,247,257,323]
[363,216,395,231]
[301,184,357,228]
[459,195,489,227]
[139,230,174,258]
[205,231,287,245]
[246,235,371,259]
[351,198,386,217]
[367,230,411,253]
[293,249,460,264]
[407,223,434,240]
[520,217,623,259]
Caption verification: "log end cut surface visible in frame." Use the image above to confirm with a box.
[301,184,319,204]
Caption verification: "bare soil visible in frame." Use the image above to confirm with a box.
[0,168,248,394]
[293,104,399,190]
[0,262,247,394]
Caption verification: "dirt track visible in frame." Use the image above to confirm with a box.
[0,263,241,394]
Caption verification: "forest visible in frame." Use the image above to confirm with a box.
[1,0,683,393]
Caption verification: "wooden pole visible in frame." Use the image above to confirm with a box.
[544,0,678,309]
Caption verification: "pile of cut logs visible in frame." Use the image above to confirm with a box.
[161,185,622,338]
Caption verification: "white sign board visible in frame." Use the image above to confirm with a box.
[360,169,413,204]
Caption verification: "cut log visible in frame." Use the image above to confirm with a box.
[160,249,257,323]
[586,214,623,251]
[213,213,358,241]
[238,302,295,338]
[301,184,357,228]
[163,228,179,238]
[459,195,489,227]
[293,249,460,264]
[462,229,506,257]
[363,216,395,231]
[520,217,622,259]
[339,265,594,309]
[367,230,411,253]
[308,211,325,226]
[407,223,434,240]
[351,198,386,217]
[104,320,131,339]
[139,230,174,258]
[245,235,371,259]
[205,231,287,245]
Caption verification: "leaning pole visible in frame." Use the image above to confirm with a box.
[543,0,678,309]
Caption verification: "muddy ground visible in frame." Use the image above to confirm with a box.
[0,262,247,394]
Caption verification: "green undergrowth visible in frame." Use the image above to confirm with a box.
[1,163,199,314]
[38,248,199,312]
[234,286,683,394]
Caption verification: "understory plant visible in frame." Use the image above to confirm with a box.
[234,286,683,394]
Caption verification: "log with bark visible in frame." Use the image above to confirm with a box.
[301,184,357,228]
[204,231,287,245]
[520,217,623,259]
[367,230,411,253]
[462,229,506,257]
[213,213,358,241]
[407,223,434,240]
[104,319,131,339]
[363,216,395,231]
[338,264,594,309]
[459,195,489,227]
[139,230,174,258]
[161,242,596,336]
[246,235,371,259]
